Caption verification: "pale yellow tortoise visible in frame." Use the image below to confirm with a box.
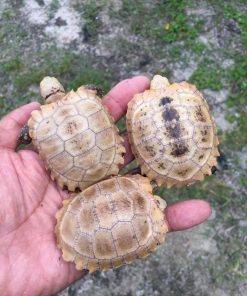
[126,75,220,188]
[21,77,125,191]
[55,175,168,272]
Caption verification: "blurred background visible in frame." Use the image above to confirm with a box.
[0,0,246,295]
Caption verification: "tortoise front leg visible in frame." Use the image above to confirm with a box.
[19,125,32,145]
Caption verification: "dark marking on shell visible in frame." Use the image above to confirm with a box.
[159,147,166,154]
[170,142,189,157]
[200,129,209,142]
[177,169,189,176]
[195,106,206,122]
[67,121,78,134]
[201,129,208,136]
[158,163,166,169]
[166,122,181,138]
[162,107,180,121]
[159,96,173,106]
[145,145,156,157]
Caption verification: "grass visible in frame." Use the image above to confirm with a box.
[72,0,106,42]
[223,23,247,150]
[223,2,247,46]
[0,48,111,118]
[2,57,23,72]
[189,58,224,90]
[117,0,203,44]
[155,176,234,208]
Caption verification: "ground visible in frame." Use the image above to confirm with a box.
[0,0,247,295]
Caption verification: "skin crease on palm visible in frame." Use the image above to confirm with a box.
[0,76,211,296]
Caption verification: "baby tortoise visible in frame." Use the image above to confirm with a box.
[55,175,168,272]
[21,77,125,191]
[126,75,220,188]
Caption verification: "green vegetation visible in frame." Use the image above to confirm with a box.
[155,176,234,208]
[117,0,203,44]
[73,0,106,41]
[0,48,110,118]
[189,58,224,90]
[223,2,247,46]
[224,55,247,150]
[3,57,23,72]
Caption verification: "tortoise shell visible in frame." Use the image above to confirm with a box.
[55,175,168,272]
[126,75,220,188]
[28,80,125,191]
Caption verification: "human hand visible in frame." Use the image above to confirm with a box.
[0,76,211,296]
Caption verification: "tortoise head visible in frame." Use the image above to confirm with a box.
[40,76,65,104]
[150,75,170,90]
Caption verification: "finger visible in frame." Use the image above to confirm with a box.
[103,76,150,121]
[165,200,212,232]
[121,132,135,167]
[0,102,40,150]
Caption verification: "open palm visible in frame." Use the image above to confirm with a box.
[0,77,211,296]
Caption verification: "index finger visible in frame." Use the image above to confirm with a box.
[102,76,150,121]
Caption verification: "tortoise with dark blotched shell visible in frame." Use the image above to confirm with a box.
[126,75,219,188]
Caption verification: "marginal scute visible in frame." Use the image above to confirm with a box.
[126,75,220,188]
[28,81,125,191]
[55,175,168,272]
[60,212,79,245]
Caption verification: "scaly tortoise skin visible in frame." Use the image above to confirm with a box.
[126,75,220,188]
[55,175,168,272]
[28,77,125,191]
